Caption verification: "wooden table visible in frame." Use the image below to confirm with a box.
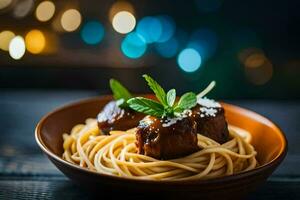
[0,90,299,199]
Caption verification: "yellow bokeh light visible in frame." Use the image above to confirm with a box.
[9,36,26,60]
[244,53,266,68]
[36,1,55,22]
[25,30,46,54]
[109,1,135,22]
[0,30,15,51]
[13,0,34,18]
[61,9,82,32]
[0,0,12,10]
[245,59,273,85]
[112,11,136,34]
[239,48,273,85]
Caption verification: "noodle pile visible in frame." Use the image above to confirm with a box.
[62,119,257,181]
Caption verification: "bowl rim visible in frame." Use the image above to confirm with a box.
[35,96,288,185]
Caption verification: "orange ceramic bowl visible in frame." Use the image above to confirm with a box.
[35,96,287,200]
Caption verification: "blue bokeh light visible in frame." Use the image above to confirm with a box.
[136,16,162,43]
[156,15,176,43]
[81,21,105,45]
[188,28,218,60]
[155,37,178,58]
[121,32,147,59]
[177,48,202,72]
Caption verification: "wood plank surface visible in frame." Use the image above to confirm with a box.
[0,177,299,200]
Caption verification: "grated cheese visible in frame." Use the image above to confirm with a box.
[197,97,221,108]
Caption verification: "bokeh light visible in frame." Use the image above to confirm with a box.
[195,0,223,13]
[109,1,135,22]
[0,0,12,10]
[0,31,15,51]
[245,59,273,85]
[121,32,147,59]
[177,48,202,72]
[35,1,55,22]
[156,15,176,43]
[136,16,162,43]
[155,37,178,58]
[13,0,34,18]
[239,48,273,85]
[188,28,218,60]
[25,30,46,54]
[61,9,82,32]
[81,21,105,45]
[9,36,26,60]
[244,53,266,68]
[238,48,265,68]
[112,11,136,34]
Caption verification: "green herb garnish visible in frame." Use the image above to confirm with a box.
[127,97,164,117]
[127,74,197,118]
[110,79,133,108]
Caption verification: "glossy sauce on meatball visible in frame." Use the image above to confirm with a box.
[136,115,199,160]
[191,98,229,143]
[97,101,145,134]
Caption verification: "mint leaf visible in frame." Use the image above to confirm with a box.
[126,74,203,118]
[110,79,132,107]
[127,97,165,117]
[166,89,176,107]
[173,106,184,113]
[142,74,167,106]
[175,92,197,110]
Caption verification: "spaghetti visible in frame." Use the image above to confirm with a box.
[62,118,257,181]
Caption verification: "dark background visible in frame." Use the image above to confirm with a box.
[0,0,299,98]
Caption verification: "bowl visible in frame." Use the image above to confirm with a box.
[35,96,287,199]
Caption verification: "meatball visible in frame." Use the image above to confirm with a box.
[135,101,229,159]
[97,101,145,134]
[136,115,199,160]
[191,103,229,144]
